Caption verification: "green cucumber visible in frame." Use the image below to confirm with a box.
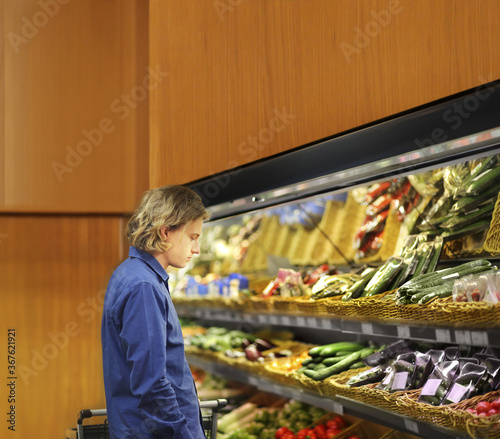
[301,357,314,366]
[319,342,365,358]
[309,351,361,381]
[441,218,491,241]
[466,165,500,195]
[410,283,454,304]
[349,361,366,369]
[399,259,491,292]
[451,182,500,213]
[440,203,495,231]
[308,341,364,358]
[342,268,377,301]
[323,355,350,366]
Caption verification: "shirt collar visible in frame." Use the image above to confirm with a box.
[128,246,170,283]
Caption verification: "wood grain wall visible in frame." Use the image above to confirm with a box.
[149,0,500,187]
[0,215,127,438]
[1,0,148,212]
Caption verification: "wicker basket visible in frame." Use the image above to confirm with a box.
[310,200,345,265]
[247,295,275,313]
[484,191,500,255]
[294,296,328,314]
[272,296,300,313]
[329,193,367,265]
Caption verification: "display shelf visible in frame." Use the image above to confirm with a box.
[186,354,469,439]
[176,304,500,348]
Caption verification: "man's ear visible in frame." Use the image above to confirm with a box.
[160,225,169,240]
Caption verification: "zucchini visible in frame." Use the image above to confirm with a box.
[309,351,361,381]
[466,165,500,195]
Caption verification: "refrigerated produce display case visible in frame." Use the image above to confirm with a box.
[175,81,500,439]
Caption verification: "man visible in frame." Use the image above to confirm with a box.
[101,185,210,439]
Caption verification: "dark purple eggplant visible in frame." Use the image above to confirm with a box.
[244,345,262,361]
[254,338,276,351]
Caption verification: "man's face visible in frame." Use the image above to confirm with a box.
[163,218,203,269]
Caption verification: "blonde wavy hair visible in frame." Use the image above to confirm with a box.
[127,185,210,253]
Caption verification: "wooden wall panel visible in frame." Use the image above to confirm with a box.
[0,215,127,439]
[150,0,500,187]
[2,0,148,213]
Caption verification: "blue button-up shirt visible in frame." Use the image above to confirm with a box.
[101,246,206,439]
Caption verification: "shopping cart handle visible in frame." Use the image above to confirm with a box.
[199,399,227,411]
[77,408,107,423]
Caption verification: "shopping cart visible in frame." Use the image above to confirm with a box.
[76,399,227,439]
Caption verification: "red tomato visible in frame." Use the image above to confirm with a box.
[476,401,492,414]
[492,398,500,411]
[487,409,498,416]
[326,420,339,430]
[276,427,294,439]
[332,415,347,428]
[314,424,327,439]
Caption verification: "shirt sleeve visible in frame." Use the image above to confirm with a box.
[118,282,197,439]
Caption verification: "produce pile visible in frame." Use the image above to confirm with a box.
[417,154,500,241]
[185,326,300,363]
[354,178,419,259]
[217,399,353,439]
[297,341,382,381]
[346,339,500,410]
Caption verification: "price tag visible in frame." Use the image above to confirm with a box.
[330,401,344,415]
[291,389,302,400]
[397,325,411,339]
[391,372,409,391]
[307,317,317,328]
[455,330,472,345]
[435,328,452,343]
[269,315,280,325]
[248,314,260,324]
[361,323,374,335]
[446,383,468,404]
[281,315,291,326]
[421,378,442,396]
[325,319,339,330]
[471,331,489,347]
[248,376,259,387]
[296,316,306,327]
[270,384,282,394]
[289,315,298,326]
[403,418,419,434]
[315,318,324,329]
